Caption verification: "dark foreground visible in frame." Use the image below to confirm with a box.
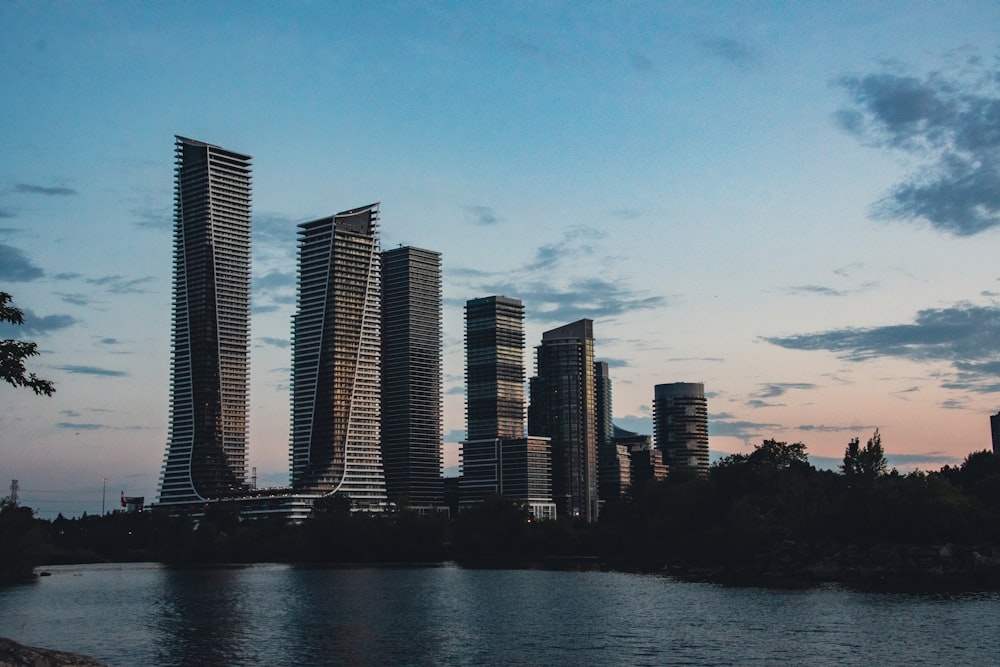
[0,637,106,667]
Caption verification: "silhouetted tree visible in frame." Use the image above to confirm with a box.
[842,429,887,480]
[0,291,55,396]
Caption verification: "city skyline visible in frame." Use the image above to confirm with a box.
[2,3,1000,517]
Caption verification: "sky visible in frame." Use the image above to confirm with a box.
[2,1,1000,518]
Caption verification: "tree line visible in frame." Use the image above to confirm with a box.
[5,433,1000,585]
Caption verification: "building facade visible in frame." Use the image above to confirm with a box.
[380,246,443,508]
[529,319,599,522]
[465,296,526,441]
[992,411,1000,456]
[290,204,387,509]
[653,382,709,475]
[459,437,556,519]
[594,361,618,503]
[158,137,253,507]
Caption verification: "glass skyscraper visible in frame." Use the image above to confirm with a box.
[529,319,598,522]
[381,246,443,507]
[157,136,252,507]
[290,204,387,509]
[464,296,526,441]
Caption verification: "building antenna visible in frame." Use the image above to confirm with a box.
[9,479,18,506]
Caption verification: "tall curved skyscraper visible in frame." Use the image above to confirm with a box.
[157,137,252,506]
[290,204,387,510]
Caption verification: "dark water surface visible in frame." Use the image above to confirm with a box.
[1,562,998,666]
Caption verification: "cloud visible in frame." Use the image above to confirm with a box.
[465,205,501,226]
[255,270,295,292]
[56,422,104,430]
[0,308,75,337]
[788,285,847,297]
[0,243,44,281]
[796,423,875,433]
[86,275,155,294]
[503,277,667,324]
[699,37,759,68]
[766,301,1000,393]
[629,53,654,73]
[708,419,782,441]
[98,338,119,345]
[258,336,289,349]
[253,213,298,256]
[132,208,171,231]
[55,292,92,306]
[836,56,1000,235]
[526,226,603,271]
[445,386,465,396]
[0,208,14,219]
[886,452,962,469]
[55,365,127,377]
[443,428,466,443]
[451,226,665,324]
[14,183,77,196]
[757,382,817,398]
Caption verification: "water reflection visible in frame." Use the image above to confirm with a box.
[153,566,257,666]
[2,563,1000,666]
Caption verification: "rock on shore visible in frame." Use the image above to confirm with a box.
[0,637,107,667]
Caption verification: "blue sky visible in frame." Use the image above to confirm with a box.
[2,1,999,517]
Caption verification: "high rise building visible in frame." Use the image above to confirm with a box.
[992,411,1000,456]
[653,382,709,475]
[290,204,387,510]
[529,319,598,522]
[157,137,252,507]
[594,361,617,503]
[465,296,525,441]
[460,295,554,517]
[380,246,443,507]
[459,436,555,519]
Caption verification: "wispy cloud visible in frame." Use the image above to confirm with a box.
[708,419,782,441]
[0,308,75,337]
[258,336,289,349]
[757,382,817,398]
[14,183,77,196]
[835,54,1000,235]
[486,277,666,324]
[56,422,104,430]
[55,292,92,306]
[464,205,502,226]
[132,207,170,231]
[55,365,127,377]
[0,243,44,281]
[765,301,1000,393]
[788,285,848,297]
[699,37,759,68]
[629,53,654,73]
[86,275,155,294]
[452,226,666,324]
[796,423,875,433]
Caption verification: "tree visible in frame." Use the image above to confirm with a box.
[0,291,54,396]
[842,428,887,480]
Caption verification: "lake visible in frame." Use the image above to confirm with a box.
[1,563,998,666]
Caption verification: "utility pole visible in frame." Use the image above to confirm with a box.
[101,477,107,515]
[8,479,18,506]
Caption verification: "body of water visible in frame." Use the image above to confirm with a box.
[1,562,999,666]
